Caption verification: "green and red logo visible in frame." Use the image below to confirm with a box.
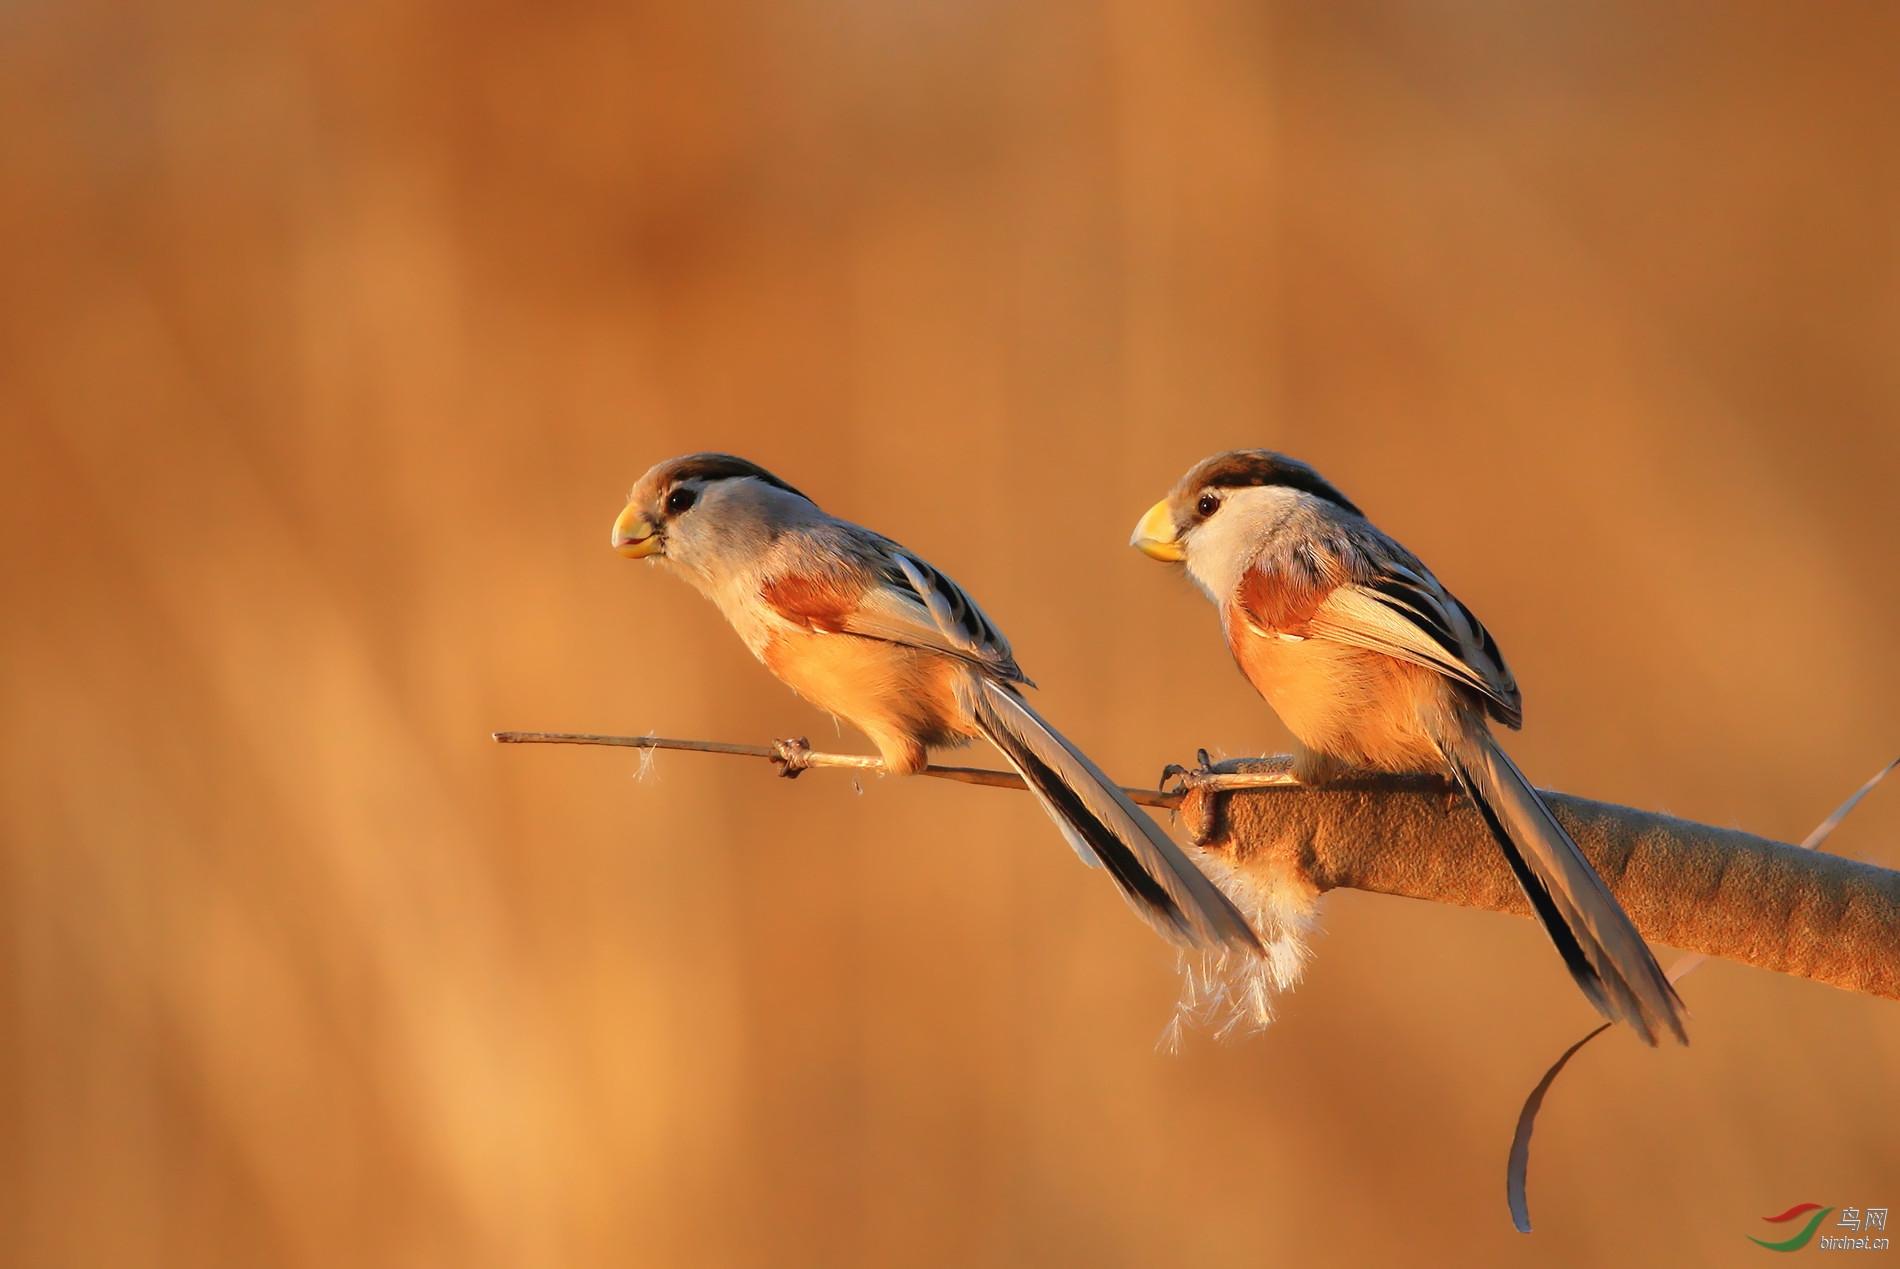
[1750,1204,1832,1252]
[1749,1203,1890,1252]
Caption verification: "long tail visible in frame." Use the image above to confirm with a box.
[963,678,1262,955]
[1433,720,1687,1045]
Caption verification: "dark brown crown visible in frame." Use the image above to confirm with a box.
[662,453,813,503]
[1184,450,1361,516]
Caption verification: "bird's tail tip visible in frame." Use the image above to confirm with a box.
[1436,724,1689,1046]
[966,678,1265,958]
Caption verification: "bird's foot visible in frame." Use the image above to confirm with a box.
[1158,749,1237,797]
[770,737,814,779]
[1162,751,1256,848]
[1156,750,1206,796]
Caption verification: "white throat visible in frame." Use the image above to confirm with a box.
[1182,485,1304,603]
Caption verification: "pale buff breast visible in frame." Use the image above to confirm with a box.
[1226,610,1450,775]
[760,629,977,773]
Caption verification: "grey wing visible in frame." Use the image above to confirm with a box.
[832,528,1031,685]
[1306,537,1522,727]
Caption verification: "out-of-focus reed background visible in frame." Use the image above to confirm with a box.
[2,1,1896,1265]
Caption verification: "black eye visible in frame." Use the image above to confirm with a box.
[1196,494,1220,517]
[665,487,697,516]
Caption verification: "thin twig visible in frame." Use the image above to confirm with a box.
[491,730,1205,809]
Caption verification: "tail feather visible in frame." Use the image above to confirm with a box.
[964,678,1262,955]
[1434,722,1687,1045]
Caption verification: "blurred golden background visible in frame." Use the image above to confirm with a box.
[2,1,1897,1265]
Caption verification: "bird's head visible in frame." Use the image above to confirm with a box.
[613,453,815,573]
[1130,449,1362,574]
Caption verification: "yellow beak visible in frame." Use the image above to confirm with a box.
[1130,499,1185,562]
[612,503,663,558]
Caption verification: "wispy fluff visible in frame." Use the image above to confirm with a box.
[1159,844,1320,1052]
[633,732,659,783]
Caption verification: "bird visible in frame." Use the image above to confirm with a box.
[1129,449,1686,1045]
[613,452,1262,955]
